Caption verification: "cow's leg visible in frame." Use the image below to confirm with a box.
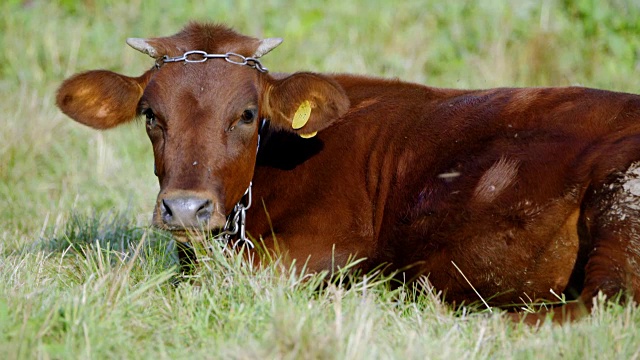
[514,163,640,324]
[261,231,375,276]
[578,163,640,306]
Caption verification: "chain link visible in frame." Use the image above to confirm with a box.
[210,182,255,249]
[161,50,269,73]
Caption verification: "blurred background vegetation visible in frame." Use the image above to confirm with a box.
[1,1,640,358]
[1,0,639,246]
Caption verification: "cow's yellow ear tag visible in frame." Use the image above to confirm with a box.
[292,100,312,129]
[300,131,317,139]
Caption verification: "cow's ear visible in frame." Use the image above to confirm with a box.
[262,72,350,138]
[56,69,153,129]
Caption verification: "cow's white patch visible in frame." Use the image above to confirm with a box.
[599,161,640,273]
[622,165,640,198]
[437,171,461,179]
[473,157,520,203]
[96,104,111,119]
[604,162,640,217]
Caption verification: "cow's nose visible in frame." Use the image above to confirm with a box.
[160,196,214,228]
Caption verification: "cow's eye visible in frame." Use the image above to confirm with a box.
[241,109,255,124]
[144,109,156,127]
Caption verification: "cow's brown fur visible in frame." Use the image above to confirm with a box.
[56,22,640,323]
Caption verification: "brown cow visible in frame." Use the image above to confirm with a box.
[56,22,640,322]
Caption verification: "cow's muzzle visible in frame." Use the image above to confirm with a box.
[155,192,226,232]
[161,196,212,227]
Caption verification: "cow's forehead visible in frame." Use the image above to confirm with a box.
[141,61,261,127]
[137,23,263,59]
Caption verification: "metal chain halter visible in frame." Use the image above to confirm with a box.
[159,50,269,73]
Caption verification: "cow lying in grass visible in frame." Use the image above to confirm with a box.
[56,22,640,323]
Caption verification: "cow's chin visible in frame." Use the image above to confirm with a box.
[152,219,228,243]
[167,230,211,243]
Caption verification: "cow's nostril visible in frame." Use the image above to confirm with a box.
[196,200,213,223]
[160,200,173,217]
[160,200,173,225]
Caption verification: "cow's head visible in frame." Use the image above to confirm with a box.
[56,23,350,240]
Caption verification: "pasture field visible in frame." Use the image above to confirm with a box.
[2,0,640,358]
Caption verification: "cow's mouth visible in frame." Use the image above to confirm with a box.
[161,226,226,243]
[162,223,254,248]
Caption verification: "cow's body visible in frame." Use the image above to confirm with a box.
[251,77,640,306]
[56,23,640,321]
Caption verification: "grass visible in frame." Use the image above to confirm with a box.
[1,0,640,358]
